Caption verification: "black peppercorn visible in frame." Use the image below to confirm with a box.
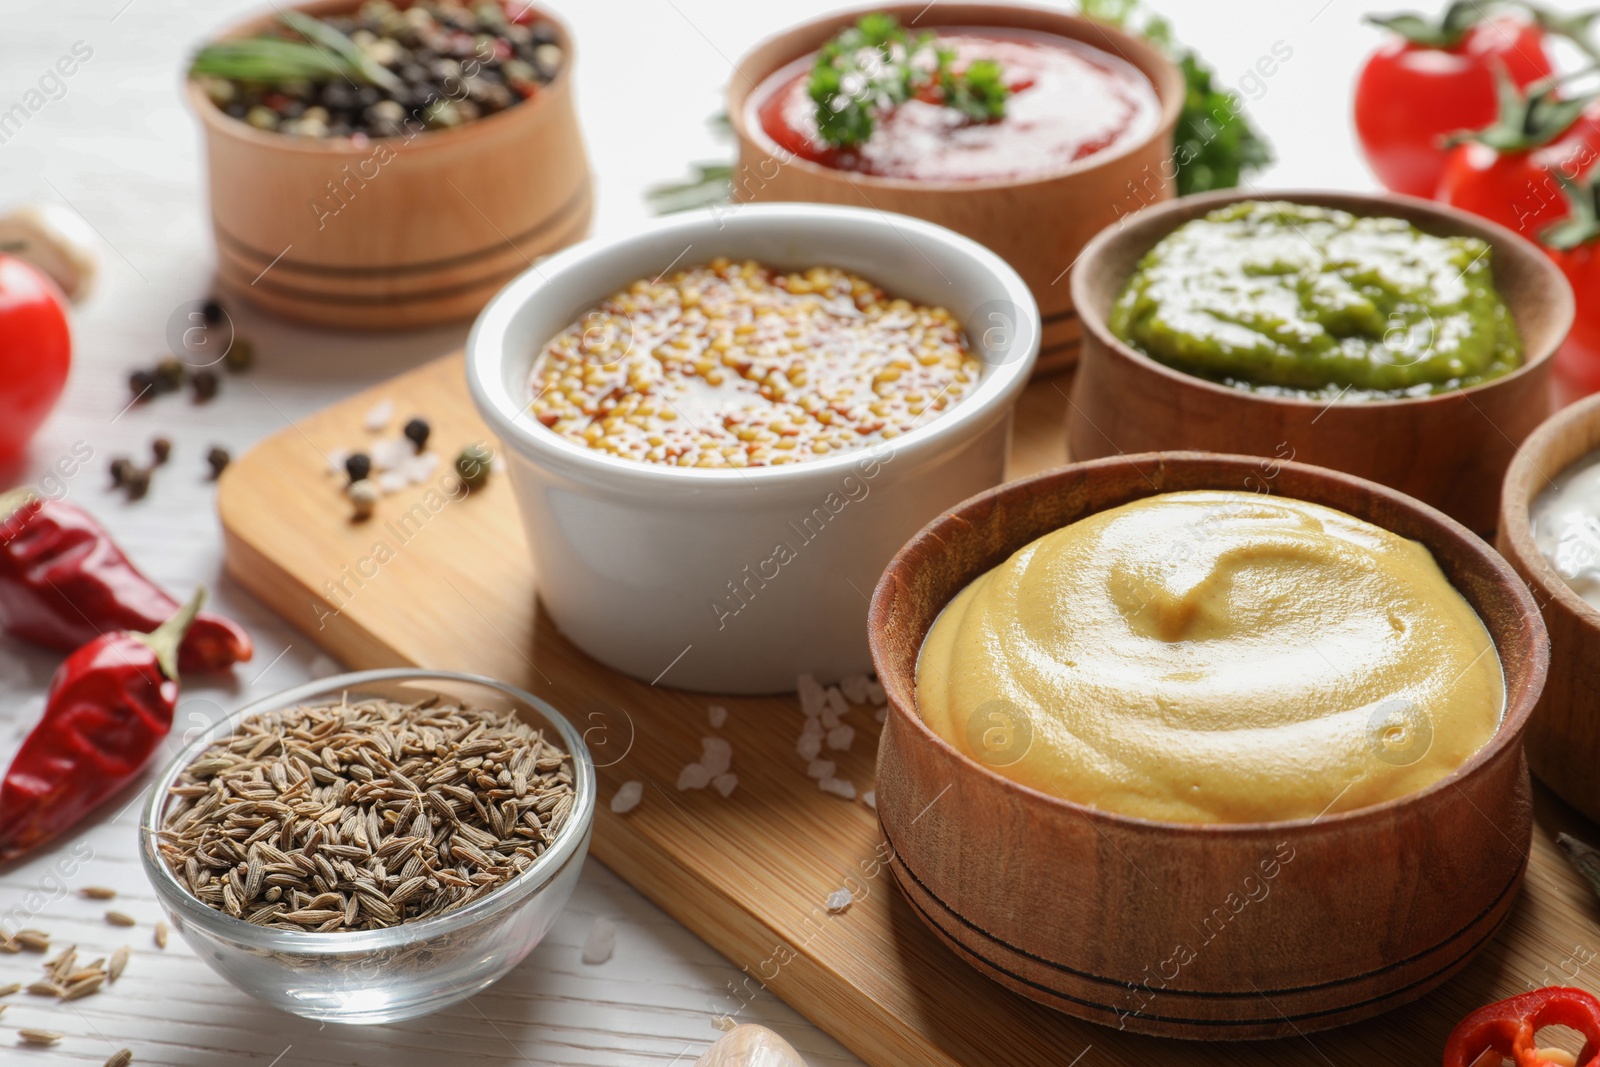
[202,299,224,325]
[403,417,431,453]
[129,369,156,401]
[207,446,231,480]
[108,457,132,488]
[151,437,172,465]
[345,452,372,483]
[192,370,219,402]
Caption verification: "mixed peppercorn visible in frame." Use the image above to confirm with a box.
[190,1,563,139]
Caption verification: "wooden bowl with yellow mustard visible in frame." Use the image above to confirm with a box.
[868,451,1547,1040]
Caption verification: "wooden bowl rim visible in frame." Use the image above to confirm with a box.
[725,0,1186,194]
[868,449,1549,836]
[1068,187,1575,410]
[185,0,576,156]
[1500,390,1600,627]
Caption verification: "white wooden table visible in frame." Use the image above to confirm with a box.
[0,0,1537,1062]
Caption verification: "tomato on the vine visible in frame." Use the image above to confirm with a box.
[1544,174,1600,394]
[1354,3,1553,198]
[1438,79,1600,237]
[0,255,71,465]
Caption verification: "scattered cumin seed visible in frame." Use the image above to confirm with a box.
[105,911,136,928]
[26,981,61,997]
[19,1028,62,1045]
[156,696,575,932]
[13,931,48,953]
[80,887,117,900]
[108,946,130,982]
[153,923,168,950]
[0,984,17,997]
[105,1051,133,1067]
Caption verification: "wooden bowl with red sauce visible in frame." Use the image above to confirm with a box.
[727,4,1184,376]
[869,451,1548,1039]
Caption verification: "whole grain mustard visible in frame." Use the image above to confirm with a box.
[527,258,981,468]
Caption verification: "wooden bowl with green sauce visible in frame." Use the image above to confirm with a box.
[1068,190,1574,534]
[869,451,1549,1039]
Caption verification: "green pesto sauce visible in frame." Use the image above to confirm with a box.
[1108,201,1524,400]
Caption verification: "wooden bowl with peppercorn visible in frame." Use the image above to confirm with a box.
[187,0,591,330]
[726,3,1185,376]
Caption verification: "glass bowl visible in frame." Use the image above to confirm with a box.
[138,669,595,1024]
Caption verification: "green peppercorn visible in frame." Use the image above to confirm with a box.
[154,357,186,394]
[345,452,372,484]
[454,443,494,491]
[192,370,219,402]
[207,446,231,480]
[151,438,172,465]
[403,417,431,453]
[224,337,255,373]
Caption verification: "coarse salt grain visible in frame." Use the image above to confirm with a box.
[708,704,728,729]
[713,1015,737,1033]
[826,725,855,752]
[826,889,853,913]
[796,733,823,761]
[819,777,856,800]
[403,451,440,483]
[377,469,410,494]
[370,436,413,471]
[700,737,733,777]
[807,759,835,780]
[839,675,871,704]
[821,703,842,730]
[866,679,887,705]
[581,916,617,965]
[363,399,394,431]
[611,781,643,814]
[712,773,738,797]
[824,687,849,720]
[678,762,713,791]
[863,790,876,809]
[797,673,826,718]
[326,448,350,474]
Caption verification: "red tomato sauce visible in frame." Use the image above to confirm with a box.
[752,29,1161,182]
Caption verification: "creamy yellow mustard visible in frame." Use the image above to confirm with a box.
[916,491,1504,823]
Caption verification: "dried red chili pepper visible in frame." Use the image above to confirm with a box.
[0,589,202,866]
[1444,986,1600,1066]
[0,488,252,673]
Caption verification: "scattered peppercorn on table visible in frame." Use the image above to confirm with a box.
[7,1,1600,1066]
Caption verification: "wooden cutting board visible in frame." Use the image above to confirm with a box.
[219,351,1600,1066]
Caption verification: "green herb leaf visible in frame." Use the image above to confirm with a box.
[645,162,735,214]
[1078,0,1272,196]
[190,38,361,84]
[806,14,1007,149]
[278,10,405,94]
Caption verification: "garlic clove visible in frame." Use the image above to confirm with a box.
[0,203,99,302]
[694,1024,808,1067]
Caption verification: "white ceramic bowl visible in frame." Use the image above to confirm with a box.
[467,204,1040,693]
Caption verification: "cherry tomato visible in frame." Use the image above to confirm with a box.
[1438,103,1600,237]
[1551,241,1600,395]
[1354,15,1553,198]
[0,255,71,464]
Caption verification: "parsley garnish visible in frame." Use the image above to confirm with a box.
[807,14,1009,149]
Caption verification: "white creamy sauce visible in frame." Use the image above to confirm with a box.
[1531,449,1600,611]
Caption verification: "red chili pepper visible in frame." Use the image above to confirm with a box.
[1444,987,1600,1067]
[0,588,202,866]
[0,488,252,673]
